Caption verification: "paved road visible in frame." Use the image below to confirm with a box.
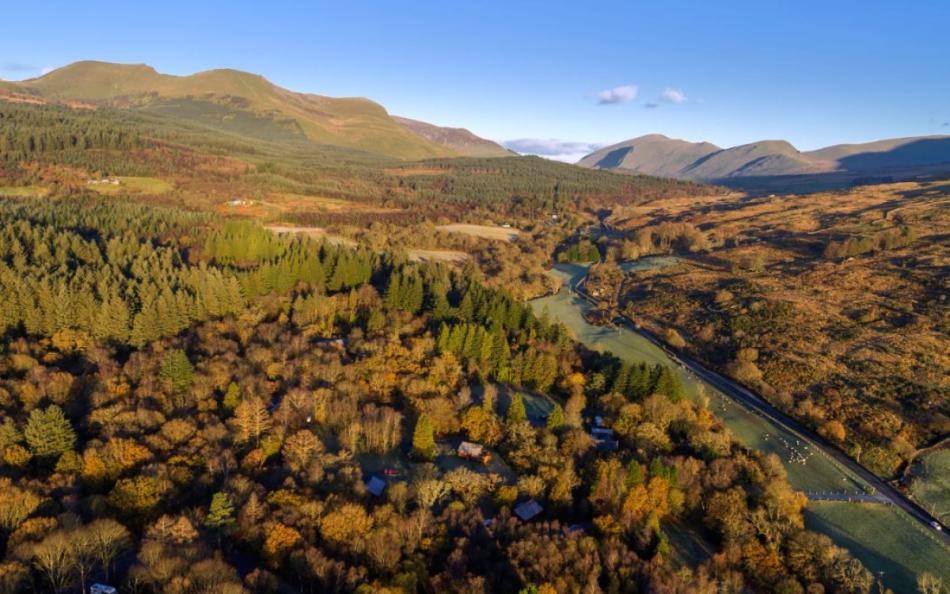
[571,280,950,547]
[805,493,891,504]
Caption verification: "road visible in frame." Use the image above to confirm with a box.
[571,278,950,547]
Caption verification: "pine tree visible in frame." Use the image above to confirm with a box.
[625,460,643,488]
[412,413,436,460]
[205,491,236,543]
[546,404,565,430]
[222,382,241,411]
[159,349,194,395]
[24,405,76,457]
[507,394,528,424]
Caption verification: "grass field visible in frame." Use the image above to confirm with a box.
[438,223,520,242]
[908,448,950,522]
[407,248,470,263]
[533,264,950,590]
[806,501,950,594]
[265,224,356,246]
[0,185,50,198]
[87,176,173,195]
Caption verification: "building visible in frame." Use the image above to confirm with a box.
[365,476,386,497]
[514,499,543,521]
[458,441,492,464]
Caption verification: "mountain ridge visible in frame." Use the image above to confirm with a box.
[2,61,502,160]
[578,133,950,183]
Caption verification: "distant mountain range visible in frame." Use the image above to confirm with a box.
[578,133,950,190]
[0,61,509,160]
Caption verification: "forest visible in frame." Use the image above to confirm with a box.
[0,195,888,594]
[0,99,709,226]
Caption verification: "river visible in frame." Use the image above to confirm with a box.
[531,261,949,593]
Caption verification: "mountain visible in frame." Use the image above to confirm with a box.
[1,61,497,160]
[578,133,950,186]
[576,134,720,178]
[392,116,511,157]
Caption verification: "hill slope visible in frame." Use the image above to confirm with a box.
[5,61,489,160]
[577,134,720,177]
[578,133,950,185]
[393,116,510,157]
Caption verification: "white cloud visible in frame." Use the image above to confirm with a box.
[40,66,55,75]
[661,88,687,104]
[596,84,637,105]
[503,138,604,162]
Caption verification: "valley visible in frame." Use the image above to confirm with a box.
[0,51,947,594]
[532,263,950,593]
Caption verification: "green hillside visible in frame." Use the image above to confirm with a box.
[8,61,454,160]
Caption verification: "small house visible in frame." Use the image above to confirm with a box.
[514,499,543,521]
[91,585,118,594]
[458,441,492,464]
[594,438,619,452]
[365,476,386,497]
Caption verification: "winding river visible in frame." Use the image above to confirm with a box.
[531,262,949,593]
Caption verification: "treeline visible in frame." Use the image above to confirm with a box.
[0,102,146,162]
[556,239,601,263]
[823,226,916,259]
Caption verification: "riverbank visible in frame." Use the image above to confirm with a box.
[532,262,949,593]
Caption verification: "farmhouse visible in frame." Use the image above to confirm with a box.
[458,441,492,464]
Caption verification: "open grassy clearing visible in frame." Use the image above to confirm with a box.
[908,447,950,522]
[0,185,50,198]
[87,176,173,195]
[437,223,520,242]
[805,501,950,594]
[407,248,470,263]
[264,224,356,246]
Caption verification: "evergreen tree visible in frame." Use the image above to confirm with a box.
[222,382,241,411]
[625,460,643,488]
[507,394,528,424]
[412,413,436,460]
[546,404,565,430]
[205,491,236,544]
[24,405,76,458]
[159,349,194,395]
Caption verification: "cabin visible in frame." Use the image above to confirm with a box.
[365,476,386,497]
[514,499,543,521]
[91,585,118,594]
[458,441,492,464]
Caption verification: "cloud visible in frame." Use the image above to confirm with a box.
[1,62,39,72]
[503,138,605,162]
[40,66,55,75]
[660,88,687,104]
[644,102,659,109]
[943,122,949,127]
[596,84,637,105]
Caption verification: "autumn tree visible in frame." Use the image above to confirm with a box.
[234,396,272,445]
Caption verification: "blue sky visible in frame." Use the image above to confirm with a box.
[3,0,948,160]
